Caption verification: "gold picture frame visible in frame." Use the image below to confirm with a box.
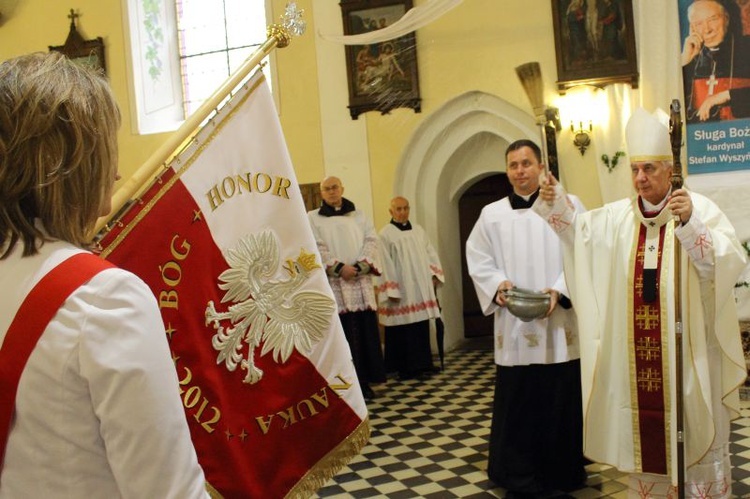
[340,0,421,119]
[551,0,638,93]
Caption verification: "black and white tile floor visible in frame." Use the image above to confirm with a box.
[315,338,750,498]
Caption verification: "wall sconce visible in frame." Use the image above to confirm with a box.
[571,120,593,156]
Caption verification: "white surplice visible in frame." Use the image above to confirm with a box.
[466,196,585,366]
[377,223,444,326]
[307,208,382,313]
[534,189,747,498]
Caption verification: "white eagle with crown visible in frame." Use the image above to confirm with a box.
[205,230,335,384]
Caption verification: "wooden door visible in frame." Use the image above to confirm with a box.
[458,174,512,338]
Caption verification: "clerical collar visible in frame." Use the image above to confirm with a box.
[390,219,412,231]
[509,190,539,210]
[319,197,356,217]
[639,189,671,217]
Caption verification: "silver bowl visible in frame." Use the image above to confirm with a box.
[505,287,550,322]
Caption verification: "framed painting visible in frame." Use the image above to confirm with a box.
[551,0,638,93]
[340,0,421,119]
[299,182,322,212]
[49,9,106,74]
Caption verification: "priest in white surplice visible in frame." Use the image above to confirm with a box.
[466,139,587,497]
[308,176,386,402]
[377,196,443,380]
[534,108,747,498]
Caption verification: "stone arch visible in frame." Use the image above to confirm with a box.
[393,91,538,353]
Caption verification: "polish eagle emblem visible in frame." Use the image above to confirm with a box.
[205,230,335,384]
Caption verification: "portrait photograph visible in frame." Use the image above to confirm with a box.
[678,0,750,123]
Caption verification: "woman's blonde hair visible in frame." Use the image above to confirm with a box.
[0,52,121,258]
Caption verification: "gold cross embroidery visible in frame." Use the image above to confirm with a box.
[524,332,540,347]
[636,337,661,361]
[637,367,662,392]
[635,275,644,297]
[636,305,659,330]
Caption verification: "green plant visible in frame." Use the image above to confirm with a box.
[601,151,626,173]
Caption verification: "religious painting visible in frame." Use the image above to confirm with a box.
[677,0,750,174]
[49,9,106,74]
[551,0,638,93]
[340,0,421,120]
[299,182,322,212]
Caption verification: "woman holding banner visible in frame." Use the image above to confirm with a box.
[0,52,208,498]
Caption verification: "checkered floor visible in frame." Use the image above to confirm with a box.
[314,337,750,498]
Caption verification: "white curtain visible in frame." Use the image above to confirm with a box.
[318,0,463,45]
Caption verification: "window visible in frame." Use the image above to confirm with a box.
[175,0,269,116]
[123,0,269,134]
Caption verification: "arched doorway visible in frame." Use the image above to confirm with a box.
[393,91,538,352]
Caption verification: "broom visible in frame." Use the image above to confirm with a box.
[514,61,556,177]
[515,62,546,125]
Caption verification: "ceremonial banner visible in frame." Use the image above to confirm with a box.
[98,71,368,498]
[677,0,750,174]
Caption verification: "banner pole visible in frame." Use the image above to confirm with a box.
[95,11,303,235]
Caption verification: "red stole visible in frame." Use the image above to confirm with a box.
[631,212,671,474]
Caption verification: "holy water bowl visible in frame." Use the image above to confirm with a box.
[505,287,550,322]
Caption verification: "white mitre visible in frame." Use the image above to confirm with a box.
[625,107,672,162]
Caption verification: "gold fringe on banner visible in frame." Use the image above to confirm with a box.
[285,419,371,499]
[204,419,370,498]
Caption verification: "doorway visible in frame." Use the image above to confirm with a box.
[458,173,513,338]
[392,90,538,352]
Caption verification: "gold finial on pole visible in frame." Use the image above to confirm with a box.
[268,2,306,48]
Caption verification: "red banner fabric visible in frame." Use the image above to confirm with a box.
[98,72,368,498]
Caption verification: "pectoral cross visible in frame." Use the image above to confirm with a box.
[706,61,718,95]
